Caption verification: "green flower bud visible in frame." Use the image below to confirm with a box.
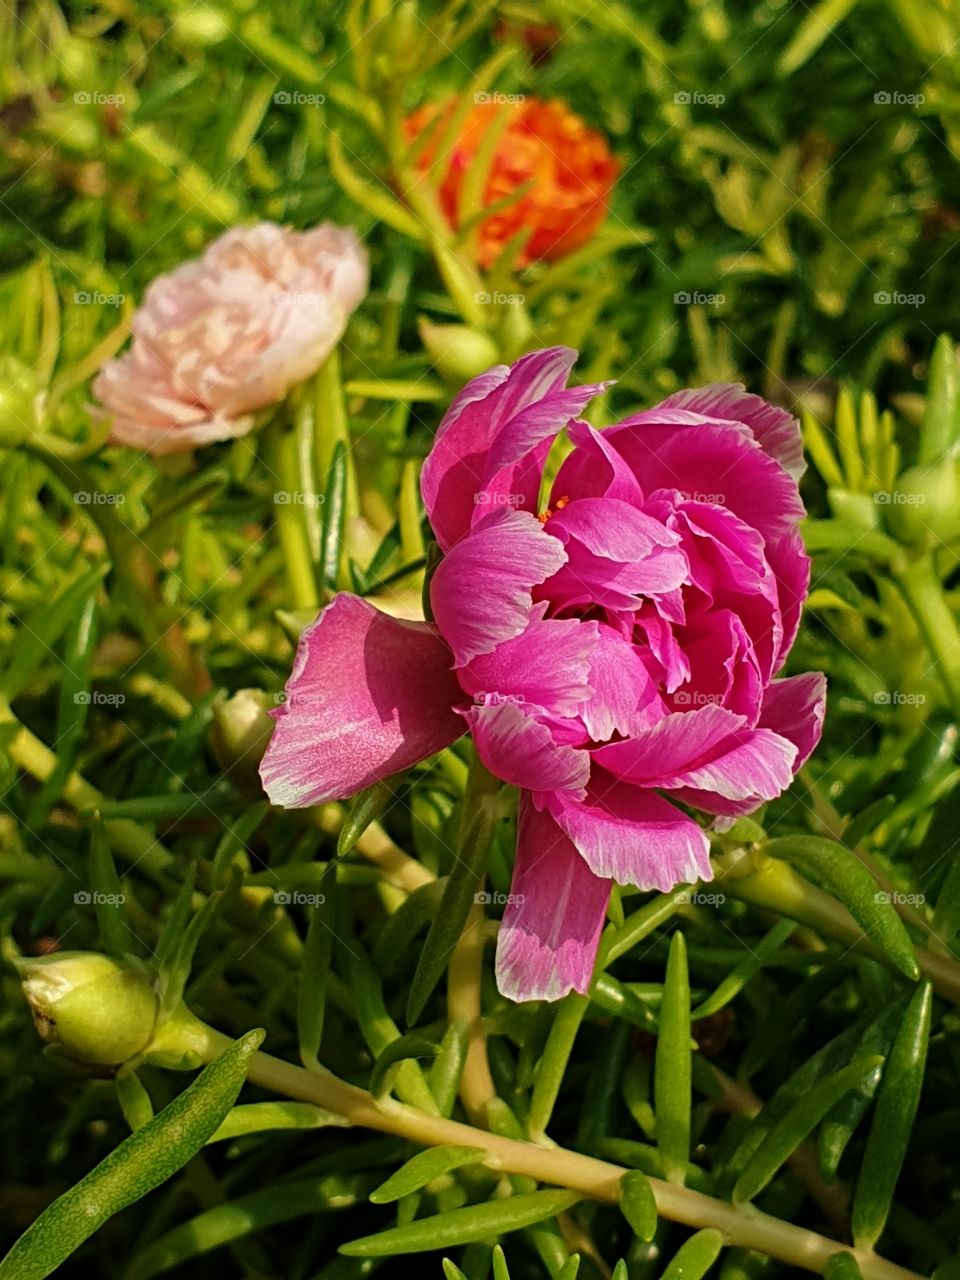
[918,333,960,465]
[418,319,500,386]
[0,356,39,446]
[382,1,423,74]
[211,688,275,790]
[882,458,960,545]
[173,6,230,46]
[16,952,158,1067]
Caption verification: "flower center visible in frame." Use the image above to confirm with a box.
[537,494,570,524]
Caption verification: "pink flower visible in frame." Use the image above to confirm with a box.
[260,348,825,1002]
[94,222,368,455]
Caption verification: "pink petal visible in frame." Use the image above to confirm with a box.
[593,705,749,782]
[578,624,665,742]
[430,509,566,666]
[666,610,763,723]
[670,673,824,818]
[649,384,805,480]
[767,529,811,669]
[421,347,606,550]
[635,605,690,693]
[458,604,598,720]
[596,706,796,802]
[759,672,827,770]
[662,728,798,801]
[551,418,645,504]
[546,777,712,889]
[495,796,610,1001]
[542,498,689,610]
[462,701,589,794]
[604,421,804,547]
[604,421,808,666]
[259,594,464,806]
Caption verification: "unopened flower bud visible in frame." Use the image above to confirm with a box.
[382,1,423,74]
[883,458,960,544]
[418,319,500,387]
[16,952,158,1067]
[173,6,229,46]
[211,688,275,789]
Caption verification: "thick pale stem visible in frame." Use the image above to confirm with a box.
[448,899,497,1126]
[176,1013,921,1280]
[446,757,502,1125]
[313,805,434,894]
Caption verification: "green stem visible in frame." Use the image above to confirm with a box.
[895,550,960,712]
[721,851,960,1003]
[527,994,588,1142]
[313,350,358,527]
[167,1009,922,1280]
[269,430,320,612]
[446,756,502,1126]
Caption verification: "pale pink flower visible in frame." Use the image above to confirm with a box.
[94,222,368,455]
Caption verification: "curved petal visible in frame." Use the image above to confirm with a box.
[578,624,665,742]
[758,672,827,770]
[646,384,805,481]
[766,529,811,669]
[604,421,808,665]
[463,701,589,794]
[546,776,712,890]
[551,418,645,505]
[593,705,748,782]
[541,497,689,610]
[666,610,763,724]
[496,795,610,1001]
[259,594,464,806]
[666,673,824,816]
[421,348,607,549]
[430,509,566,665]
[458,604,598,720]
[662,728,798,801]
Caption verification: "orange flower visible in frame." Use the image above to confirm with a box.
[405,97,619,270]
